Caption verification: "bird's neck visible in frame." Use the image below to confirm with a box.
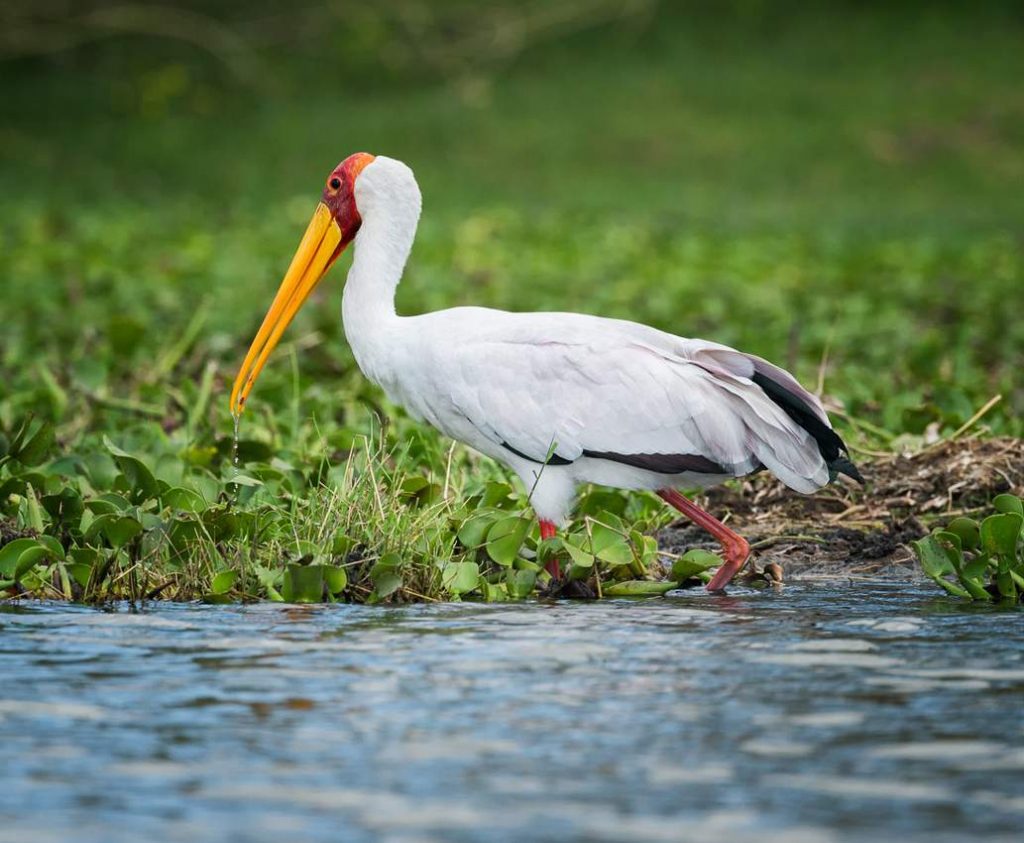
[341,198,418,382]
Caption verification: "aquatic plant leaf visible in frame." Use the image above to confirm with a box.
[946,517,981,551]
[505,568,536,598]
[282,563,324,603]
[14,545,50,579]
[912,536,957,578]
[105,516,144,549]
[36,535,64,559]
[981,513,1022,560]
[672,549,722,581]
[602,580,679,596]
[370,570,402,600]
[480,581,508,602]
[457,511,497,548]
[16,421,55,467]
[962,557,991,581]
[67,562,92,588]
[0,539,41,576]
[103,438,159,503]
[563,538,595,569]
[41,488,84,528]
[996,571,1017,600]
[211,570,238,594]
[486,516,531,566]
[992,494,1024,516]
[440,561,479,595]
[323,566,348,595]
[590,522,633,566]
[161,487,205,512]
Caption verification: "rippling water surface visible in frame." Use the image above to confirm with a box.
[1,582,1022,842]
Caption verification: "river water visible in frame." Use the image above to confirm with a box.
[1,582,1022,843]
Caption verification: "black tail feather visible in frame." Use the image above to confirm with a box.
[751,372,864,485]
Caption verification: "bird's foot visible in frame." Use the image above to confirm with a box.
[541,577,598,600]
[705,538,752,593]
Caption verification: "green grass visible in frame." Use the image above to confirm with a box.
[1,5,1022,601]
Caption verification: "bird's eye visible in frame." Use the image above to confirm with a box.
[329,177,342,190]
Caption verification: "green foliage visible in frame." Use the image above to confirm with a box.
[912,495,1024,602]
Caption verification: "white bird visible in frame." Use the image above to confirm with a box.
[231,153,862,593]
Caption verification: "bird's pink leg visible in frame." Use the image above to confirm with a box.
[539,519,561,579]
[657,489,750,591]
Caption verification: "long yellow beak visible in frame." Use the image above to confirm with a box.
[230,202,343,416]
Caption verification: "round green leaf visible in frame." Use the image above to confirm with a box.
[993,494,1024,516]
[946,517,981,551]
[486,516,531,566]
[672,549,722,581]
[211,570,238,595]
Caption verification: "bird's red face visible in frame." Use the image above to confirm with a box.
[230,152,375,415]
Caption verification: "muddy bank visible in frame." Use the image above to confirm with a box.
[657,437,1023,580]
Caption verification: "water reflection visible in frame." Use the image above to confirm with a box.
[0,582,1021,843]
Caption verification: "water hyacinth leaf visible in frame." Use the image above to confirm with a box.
[602,580,679,597]
[210,570,238,595]
[15,420,55,466]
[980,513,1022,561]
[672,549,722,581]
[992,494,1024,516]
[105,516,144,549]
[479,481,517,508]
[946,517,981,551]
[441,560,480,595]
[370,569,403,600]
[103,438,159,503]
[590,522,633,566]
[505,568,536,598]
[480,580,508,602]
[36,534,64,560]
[42,488,85,527]
[0,538,42,576]
[202,509,239,542]
[161,487,205,512]
[486,516,531,566]
[323,566,348,595]
[457,511,497,548]
[563,538,595,569]
[639,535,660,569]
[67,562,92,588]
[85,497,123,515]
[15,544,50,579]
[996,571,1017,601]
[912,536,957,579]
[962,557,991,581]
[282,563,324,603]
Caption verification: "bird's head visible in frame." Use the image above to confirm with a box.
[230,152,375,416]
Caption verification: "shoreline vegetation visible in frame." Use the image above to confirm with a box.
[2,3,1022,604]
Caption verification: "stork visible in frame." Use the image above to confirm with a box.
[231,153,861,593]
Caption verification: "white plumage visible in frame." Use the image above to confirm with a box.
[344,158,843,524]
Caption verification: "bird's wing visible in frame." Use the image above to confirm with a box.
[435,322,830,492]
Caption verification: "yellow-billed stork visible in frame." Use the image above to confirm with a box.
[231,153,862,593]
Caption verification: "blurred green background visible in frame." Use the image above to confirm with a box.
[2,0,1023,441]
